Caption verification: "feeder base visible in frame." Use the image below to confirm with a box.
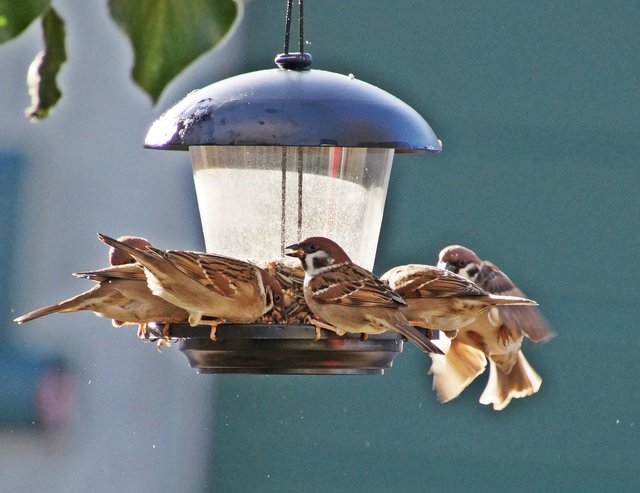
[153,323,408,375]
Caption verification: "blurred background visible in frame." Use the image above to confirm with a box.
[1,0,638,491]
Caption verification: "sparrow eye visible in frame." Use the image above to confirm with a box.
[308,244,319,252]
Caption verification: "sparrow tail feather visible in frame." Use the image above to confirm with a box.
[479,351,542,410]
[14,290,97,324]
[396,323,444,355]
[429,339,487,403]
[488,294,538,306]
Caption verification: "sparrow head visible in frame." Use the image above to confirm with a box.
[109,236,151,266]
[285,236,352,274]
[260,270,285,309]
[437,245,482,281]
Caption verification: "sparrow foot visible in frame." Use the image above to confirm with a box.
[202,319,222,341]
[137,323,148,340]
[156,338,171,352]
[154,323,173,351]
[408,321,438,340]
[303,315,337,340]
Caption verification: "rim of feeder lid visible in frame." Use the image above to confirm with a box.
[144,68,441,154]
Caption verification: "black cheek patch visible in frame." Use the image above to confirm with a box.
[312,256,328,270]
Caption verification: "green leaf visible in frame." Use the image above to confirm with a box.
[25,6,67,121]
[0,0,51,44]
[108,0,239,103]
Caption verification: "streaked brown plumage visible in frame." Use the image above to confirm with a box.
[285,236,443,354]
[381,264,537,335]
[97,233,284,340]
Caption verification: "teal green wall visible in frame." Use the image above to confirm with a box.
[207,1,639,491]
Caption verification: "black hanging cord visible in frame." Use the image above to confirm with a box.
[283,0,293,54]
[275,1,310,250]
[275,0,312,70]
[296,147,304,239]
[280,147,287,256]
[298,0,304,53]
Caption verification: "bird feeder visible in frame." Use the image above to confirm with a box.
[143,0,441,374]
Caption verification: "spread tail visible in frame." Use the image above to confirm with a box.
[429,338,487,402]
[479,350,542,410]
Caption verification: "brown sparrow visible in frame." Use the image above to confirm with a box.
[14,262,189,337]
[380,264,537,336]
[434,244,554,410]
[285,236,443,354]
[97,233,284,340]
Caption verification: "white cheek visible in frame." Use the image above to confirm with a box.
[303,255,315,273]
[460,264,479,281]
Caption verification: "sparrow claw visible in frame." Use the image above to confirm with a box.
[151,323,174,351]
[156,338,171,352]
[200,319,222,342]
[304,315,337,340]
[408,321,439,341]
[137,323,147,340]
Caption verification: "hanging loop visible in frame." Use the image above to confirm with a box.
[275,0,313,70]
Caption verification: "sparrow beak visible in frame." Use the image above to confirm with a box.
[284,243,304,258]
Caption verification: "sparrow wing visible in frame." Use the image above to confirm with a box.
[309,263,406,307]
[478,261,554,342]
[160,250,256,297]
[476,261,516,294]
[74,263,148,282]
[387,265,487,298]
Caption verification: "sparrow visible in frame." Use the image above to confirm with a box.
[14,262,189,337]
[97,233,284,341]
[434,244,554,410]
[285,236,444,355]
[380,264,537,336]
